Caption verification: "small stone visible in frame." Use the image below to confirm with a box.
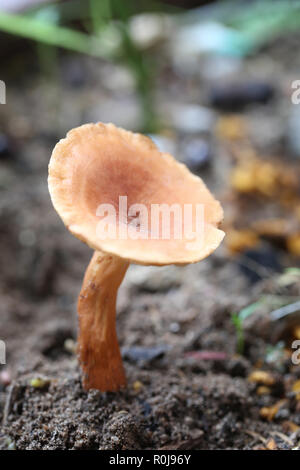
[209,81,275,111]
[169,322,180,333]
[171,22,252,69]
[266,438,277,450]
[132,380,143,392]
[122,345,168,364]
[182,138,211,173]
[64,338,76,354]
[260,399,287,421]
[130,13,173,49]
[170,104,215,134]
[200,56,242,81]
[100,65,136,93]
[248,370,275,386]
[256,386,271,396]
[184,416,194,426]
[29,377,50,389]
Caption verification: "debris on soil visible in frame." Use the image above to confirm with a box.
[0,20,299,450]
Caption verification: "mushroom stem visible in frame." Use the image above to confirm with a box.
[77,251,129,391]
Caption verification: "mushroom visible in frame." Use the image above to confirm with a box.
[48,123,224,391]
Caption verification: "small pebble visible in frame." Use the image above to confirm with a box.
[209,81,275,111]
[169,322,180,333]
[130,13,173,49]
[170,104,215,134]
[132,380,143,392]
[256,386,271,396]
[248,370,275,386]
[64,338,76,354]
[29,377,50,389]
[122,345,168,364]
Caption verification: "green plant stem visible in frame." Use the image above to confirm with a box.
[89,0,112,34]
[232,313,244,355]
[117,22,158,132]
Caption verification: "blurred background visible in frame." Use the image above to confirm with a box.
[0,0,300,451]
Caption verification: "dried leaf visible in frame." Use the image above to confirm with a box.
[231,164,257,193]
[256,386,271,396]
[248,370,275,386]
[293,326,300,340]
[260,399,287,421]
[231,157,299,199]
[226,229,258,253]
[231,160,277,196]
[287,234,300,255]
[282,421,300,433]
[216,115,247,141]
[292,379,300,400]
[252,218,290,239]
[266,438,277,450]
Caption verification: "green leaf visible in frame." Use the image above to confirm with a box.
[0,11,112,58]
[238,300,262,322]
[284,267,300,276]
[231,312,241,327]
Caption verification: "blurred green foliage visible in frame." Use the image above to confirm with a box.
[2,0,300,131]
[231,300,263,355]
[0,0,171,132]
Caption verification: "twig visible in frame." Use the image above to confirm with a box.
[270,300,300,321]
[270,431,293,447]
[245,430,267,445]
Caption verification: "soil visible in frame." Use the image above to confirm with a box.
[0,31,300,450]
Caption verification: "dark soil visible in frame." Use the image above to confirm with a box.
[0,33,300,450]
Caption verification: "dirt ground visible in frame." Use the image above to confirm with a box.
[0,32,300,450]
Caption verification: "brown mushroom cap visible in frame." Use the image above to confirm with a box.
[48,122,224,265]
